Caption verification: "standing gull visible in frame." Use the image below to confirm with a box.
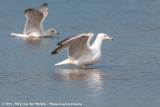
[11,3,59,38]
[51,33,113,67]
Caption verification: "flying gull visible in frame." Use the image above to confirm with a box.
[11,3,59,38]
[51,33,113,68]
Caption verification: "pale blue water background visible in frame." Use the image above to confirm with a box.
[0,0,160,107]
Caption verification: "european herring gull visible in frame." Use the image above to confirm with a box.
[51,33,113,67]
[11,3,59,38]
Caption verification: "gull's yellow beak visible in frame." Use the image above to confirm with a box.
[108,37,114,41]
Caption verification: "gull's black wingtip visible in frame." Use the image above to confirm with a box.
[24,8,34,14]
[41,3,48,7]
[57,42,61,45]
[51,50,57,55]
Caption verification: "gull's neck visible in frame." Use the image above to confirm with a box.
[43,31,48,36]
[43,31,50,37]
[91,36,103,51]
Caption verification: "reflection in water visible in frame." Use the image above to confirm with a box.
[12,36,59,46]
[0,69,104,101]
[24,38,45,46]
[24,37,58,50]
[41,36,59,40]
[54,68,103,93]
[57,68,102,81]
[23,38,47,52]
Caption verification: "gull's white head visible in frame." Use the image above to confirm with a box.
[46,29,60,36]
[97,33,114,41]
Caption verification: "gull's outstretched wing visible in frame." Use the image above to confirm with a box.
[23,3,48,35]
[51,33,94,61]
[39,3,48,20]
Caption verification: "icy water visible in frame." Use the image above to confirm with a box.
[0,0,160,107]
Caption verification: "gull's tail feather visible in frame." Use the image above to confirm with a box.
[11,33,29,38]
[55,59,72,66]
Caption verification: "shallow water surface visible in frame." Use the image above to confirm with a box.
[0,0,160,107]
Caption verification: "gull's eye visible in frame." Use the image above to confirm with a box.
[51,30,55,32]
[104,35,106,37]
